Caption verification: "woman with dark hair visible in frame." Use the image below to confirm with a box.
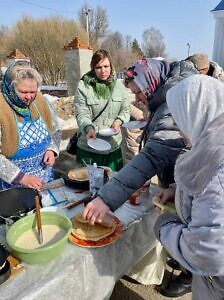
[83,57,198,222]
[0,60,61,190]
[74,49,130,171]
[83,57,199,297]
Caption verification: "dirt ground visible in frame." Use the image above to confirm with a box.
[110,274,192,300]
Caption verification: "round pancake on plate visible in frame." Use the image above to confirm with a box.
[67,167,88,181]
[71,213,116,241]
[75,213,114,227]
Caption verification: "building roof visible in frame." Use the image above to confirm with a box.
[63,37,92,50]
[212,0,224,11]
[6,49,30,60]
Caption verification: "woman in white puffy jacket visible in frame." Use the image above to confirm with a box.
[154,75,224,299]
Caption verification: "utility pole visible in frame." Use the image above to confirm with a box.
[84,8,91,46]
[186,43,190,57]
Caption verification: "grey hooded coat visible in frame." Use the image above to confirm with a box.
[154,76,224,300]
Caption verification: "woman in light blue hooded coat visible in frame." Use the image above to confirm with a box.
[154,74,224,299]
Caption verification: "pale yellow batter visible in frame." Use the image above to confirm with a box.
[15,225,66,249]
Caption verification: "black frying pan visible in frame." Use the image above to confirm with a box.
[55,168,90,190]
[0,187,41,222]
[63,174,89,190]
[62,167,109,190]
[0,244,10,285]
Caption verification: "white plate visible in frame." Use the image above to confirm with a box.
[87,138,111,151]
[98,128,118,137]
[122,120,147,129]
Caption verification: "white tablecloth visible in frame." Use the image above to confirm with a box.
[0,183,165,300]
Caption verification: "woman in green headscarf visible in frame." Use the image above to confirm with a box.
[74,49,130,171]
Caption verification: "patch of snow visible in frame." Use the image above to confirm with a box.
[57,116,77,130]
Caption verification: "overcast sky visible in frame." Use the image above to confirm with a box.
[0,0,220,60]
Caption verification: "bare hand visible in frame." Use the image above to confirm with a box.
[20,174,44,190]
[86,128,96,139]
[111,121,121,133]
[43,150,55,166]
[157,187,175,205]
[83,196,110,225]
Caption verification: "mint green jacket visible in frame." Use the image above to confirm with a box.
[74,79,130,153]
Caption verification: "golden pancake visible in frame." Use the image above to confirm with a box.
[71,213,116,242]
[75,212,114,228]
[67,167,88,181]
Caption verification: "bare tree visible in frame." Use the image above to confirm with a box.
[7,15,86,84]
[0,26,11,61]
[124,35,133,51]
[78,4,108,49]
[101,31,139,72]
[132,38,143,58]
[101,31,124,71]
[142,27,166,58]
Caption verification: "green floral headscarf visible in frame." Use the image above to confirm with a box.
[1,61,33,121]
[82,70,116,99]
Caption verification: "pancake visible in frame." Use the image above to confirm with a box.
[75,213,114,228]
[67,167,88,181]
[71,213,116,242]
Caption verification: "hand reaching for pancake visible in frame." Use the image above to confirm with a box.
[83,197,110,225]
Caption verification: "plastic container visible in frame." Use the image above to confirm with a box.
[129,191,141,206]
[88,163,104,196]
[88,162,97,196]
[6,212,72,264]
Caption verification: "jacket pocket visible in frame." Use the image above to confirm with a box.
[111,94,122,103]
[86,98,99,106]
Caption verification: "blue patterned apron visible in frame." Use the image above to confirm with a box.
[0,112,54,190]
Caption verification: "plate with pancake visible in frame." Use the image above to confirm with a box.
[69,213,123,248]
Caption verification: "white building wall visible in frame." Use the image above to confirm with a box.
[79,49,93,78]
[64,48,93,96]
[212,10,224,68]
